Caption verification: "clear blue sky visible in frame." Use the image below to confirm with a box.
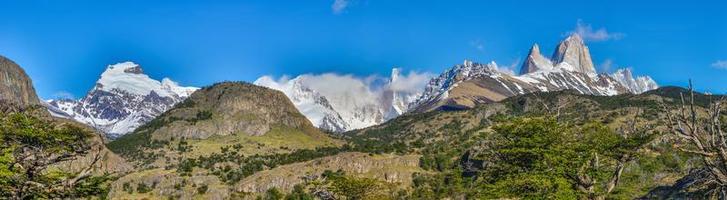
[0,0,725,99]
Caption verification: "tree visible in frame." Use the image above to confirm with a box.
[0,111,107,199]
[329,175,386,200]
[285,184,314,200]
[663,81,727,197]
[265,187,284,200]
[480,117,654,199]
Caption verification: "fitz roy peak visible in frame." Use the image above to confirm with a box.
[47,62,198,138]
[411,33,658,112]
[520,34,596,76]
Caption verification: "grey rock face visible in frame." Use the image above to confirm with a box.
[551,34,596,74]
[520,44,554,75]
[0,55,40,108]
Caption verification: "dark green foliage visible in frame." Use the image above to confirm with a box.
[477,117,656,199]
[177,158,196,176]
[197,184,208,194]
[180,146,351,185]
[285,185,314,200]
[137,182,152,193]
[106,113,171,161]
[175,98,196,109]
[177,139,191,152]
[195,110,213,121]
[643,86,722,107]
[0,111,112,199]
[122,182,133,194]
[265,187,284,200]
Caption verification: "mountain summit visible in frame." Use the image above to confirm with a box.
[520,34,596,76]
[520,43,554,75]
[551,34,596,75]
[47,62,198,138]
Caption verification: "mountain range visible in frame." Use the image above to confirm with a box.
[45,33,657,138]
[411,34,657,112]
[254,68,420,132]
[0,36,720,199]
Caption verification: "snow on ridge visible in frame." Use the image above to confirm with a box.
[97,62,198,98]
[254,69,428,132]
[609,68,658,94]
[46,61,199,138]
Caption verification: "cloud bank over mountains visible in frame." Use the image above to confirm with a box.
[567,19,625,42]
[256,70,432,110]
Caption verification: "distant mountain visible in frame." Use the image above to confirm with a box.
[410,34,658,112]
[47,62,197,139]
[254,68,421,132]
[610,68,659,94]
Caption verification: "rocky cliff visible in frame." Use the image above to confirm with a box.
[0,55,40,108]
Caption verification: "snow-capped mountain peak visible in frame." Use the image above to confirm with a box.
[410,34,658,112]
[47,61,198,139]
[96,62,195,98]
[255,68,426,133]
[610,68,659,94]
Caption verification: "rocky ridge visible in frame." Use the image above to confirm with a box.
[411,33,658,112]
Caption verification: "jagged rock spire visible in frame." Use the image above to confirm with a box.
[520,43,554,75]
[551,33,596,74]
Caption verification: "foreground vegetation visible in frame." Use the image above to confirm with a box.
[0,108,112,199]
[6,87,720,199]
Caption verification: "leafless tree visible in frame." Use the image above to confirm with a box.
[663,81,726,196]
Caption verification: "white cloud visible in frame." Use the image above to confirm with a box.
[568,19,625,42]
[598,59,614,73]
[712,60,727,69]
[255,69,431,108]
[53,91,76,100]
[500,58,520,76]
[469,39,485,52]
[388,69,433,93]
[332,0,350,14]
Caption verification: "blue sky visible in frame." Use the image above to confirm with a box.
[0,0,725,99]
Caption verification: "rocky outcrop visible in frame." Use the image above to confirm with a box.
[0,55,40,108]
[235,152,422,194]
[107,168,229,200]
[53,118,133,175]
[145,82,320,140]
